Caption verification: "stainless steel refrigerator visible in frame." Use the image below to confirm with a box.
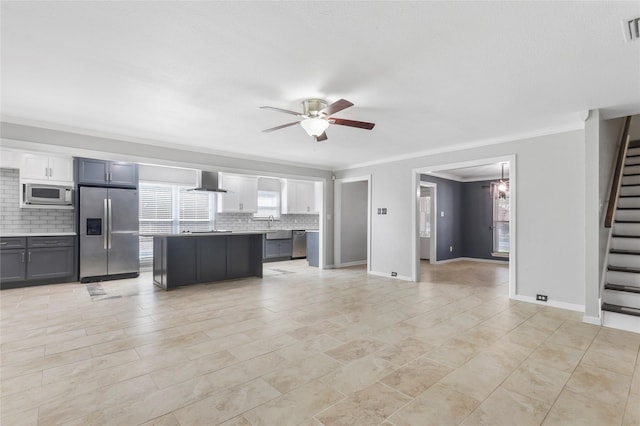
[79,186,139,282]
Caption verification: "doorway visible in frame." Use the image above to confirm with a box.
[419,183,437,263]
[334,175,371,269]
[412,156,516,298]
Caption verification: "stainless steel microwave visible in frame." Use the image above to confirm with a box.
[23,183,73,206]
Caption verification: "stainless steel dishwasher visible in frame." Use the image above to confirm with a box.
[291,230,307,259]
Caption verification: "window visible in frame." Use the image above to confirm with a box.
[255,190,280,218]
[138,183,215,268]
[254,177,282,219]
[419,196,431,237]
[492,183,510,255]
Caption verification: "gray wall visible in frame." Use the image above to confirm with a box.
[461,180,499,260]
[340,180,368,264]
[420,176,503,262]
[336,128,586,309]
[0,168,75,233]
[420,174,462,261]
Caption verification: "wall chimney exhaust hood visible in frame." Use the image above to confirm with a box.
[192,171,227,192]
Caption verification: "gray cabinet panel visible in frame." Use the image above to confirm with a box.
[27,247,74,280]
[307,232,319,267]
[1,237,26,249]
[1,249,26,283]
[166,238,198,286]
[1,236,76,287]
[77,158,110,185]
[109,162,138,187]
[263,237,292,260]
[153,234,262,289]
[76,158,138,188]
[228,236,251,278]
[198,237,227,282]
[28,236,75,248]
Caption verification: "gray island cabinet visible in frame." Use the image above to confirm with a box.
[152,232,264,290]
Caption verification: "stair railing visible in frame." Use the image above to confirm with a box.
[605,116,633,228]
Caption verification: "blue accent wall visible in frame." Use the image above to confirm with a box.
[420,175,507,262]
[420,174,462,261]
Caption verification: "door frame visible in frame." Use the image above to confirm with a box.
[418,182,437,264]
[411,155,517,299]
[334,174,372,271]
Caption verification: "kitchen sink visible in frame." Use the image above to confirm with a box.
[263,229,292,240]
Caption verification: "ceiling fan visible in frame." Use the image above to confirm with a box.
[260,98,375,142]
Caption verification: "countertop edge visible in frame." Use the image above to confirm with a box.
[0,232,77,237]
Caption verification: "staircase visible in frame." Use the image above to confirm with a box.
[603,140,640,333]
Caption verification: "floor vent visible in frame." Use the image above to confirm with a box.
[622,17,640,42]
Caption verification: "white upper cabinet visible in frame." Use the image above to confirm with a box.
[217,173,258,213]
[20,153,74,184]
[283,180,318,214]
[0,148,16,169]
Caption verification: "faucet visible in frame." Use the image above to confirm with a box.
[268,215,274,229]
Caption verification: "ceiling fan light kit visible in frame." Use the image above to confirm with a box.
[261,98,375,142]
[300,118,330,137]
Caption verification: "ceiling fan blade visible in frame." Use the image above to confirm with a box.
[331,118,375,130]
[260,106,302,116]
[316,132,328,142]
[262,121,300,133]
[321,99,354,116]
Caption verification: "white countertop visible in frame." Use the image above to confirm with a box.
[0,232,77,237]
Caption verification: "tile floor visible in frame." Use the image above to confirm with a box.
[1,260,639,425]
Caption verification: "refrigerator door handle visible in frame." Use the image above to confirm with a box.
[103,199,108,250]
[108,198,113,249]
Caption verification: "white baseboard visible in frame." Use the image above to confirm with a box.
[368,270,414,282]
[435,257,508,265]
[511,294,584,312]
[602,311,640,334]
[582,315,602,326]
[335,260,367,268]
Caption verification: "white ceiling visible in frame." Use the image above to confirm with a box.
[2,2,639,171]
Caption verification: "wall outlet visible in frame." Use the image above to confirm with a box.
[377,208,381,215]
[449,246,453,252]
[391,272,397,277]
[381,208,387,215]
[536,294,548,302]
[441,211,445,217]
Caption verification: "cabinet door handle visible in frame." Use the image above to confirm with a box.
[0,242,7,246]
[49,167,52,177]
[28,252,31,263]
[45,167,49,177]
[21,252,25,263]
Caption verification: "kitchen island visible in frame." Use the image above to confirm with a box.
[152,232,264,290]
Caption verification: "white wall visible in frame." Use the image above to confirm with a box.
[335,129,587,308]
[340,180,368,264]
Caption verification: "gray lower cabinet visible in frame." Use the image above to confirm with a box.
[1,236,76,289]
[153,234,263,290]
[264,238,292,261]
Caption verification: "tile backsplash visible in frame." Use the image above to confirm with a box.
[215,212,319,231]
[0,168,75,234]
